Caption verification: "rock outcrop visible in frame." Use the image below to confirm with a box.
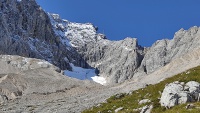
[86,38,145,84]
[1,0,200,85]
[49,13,145,84]
[49,11,200,84]
[0,0,88,70]
[139,27,200,74]
[160,81,200,108]
[1,0,200,113]
[140,105,153,113]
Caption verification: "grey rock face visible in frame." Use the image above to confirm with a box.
[139,27,200,74]
[160,82,184,108]
[160,81,200,108]
[0,0,145,84]
[51,10,200,85]
[87,38,145,84]
[0,0,88,70]
[49,11,200,84]
[49,13,145,84]
[2,0,200,85]
[139,39,169,74]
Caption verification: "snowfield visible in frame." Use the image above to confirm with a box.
[64,63,106,85]
[91,76,106,85]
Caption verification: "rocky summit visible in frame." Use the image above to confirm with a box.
[0,0,89,71]
[49,11,200,84]
[0,0,200,113]
[1,0,200,85]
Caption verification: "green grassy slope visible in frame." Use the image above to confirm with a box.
[83,66,200,113]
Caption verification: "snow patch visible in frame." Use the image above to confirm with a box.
[37,61,51,65]
[122,46,133,51]
[64,63,95,80]
[91,76,106,85]
[124,47,133,51]
[96,62,102,66]
[64,63,106,85]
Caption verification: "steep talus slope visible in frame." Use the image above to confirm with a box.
[0,0,88,70]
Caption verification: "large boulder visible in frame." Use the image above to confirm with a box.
[160,81,200,108]
[185,81,200,92]
[185,81,200,100]
[160,82,184,108]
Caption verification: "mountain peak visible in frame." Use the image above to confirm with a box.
[48,13,106,48]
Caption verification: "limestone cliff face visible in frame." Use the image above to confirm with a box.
[49,13,145,84]
[0,0,88,70]
[2,0,200,85]
[139,26,200,74]
[49,12,200,84]
[76,25,200,84]
[90,38,145,84]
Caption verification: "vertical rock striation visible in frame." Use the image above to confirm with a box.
[0,0,88,70]
[1,0,200,84]
[139,27,200,75]
[49,13,145,84]
[48,11,200,84]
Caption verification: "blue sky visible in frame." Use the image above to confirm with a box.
[36,0,200,47]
